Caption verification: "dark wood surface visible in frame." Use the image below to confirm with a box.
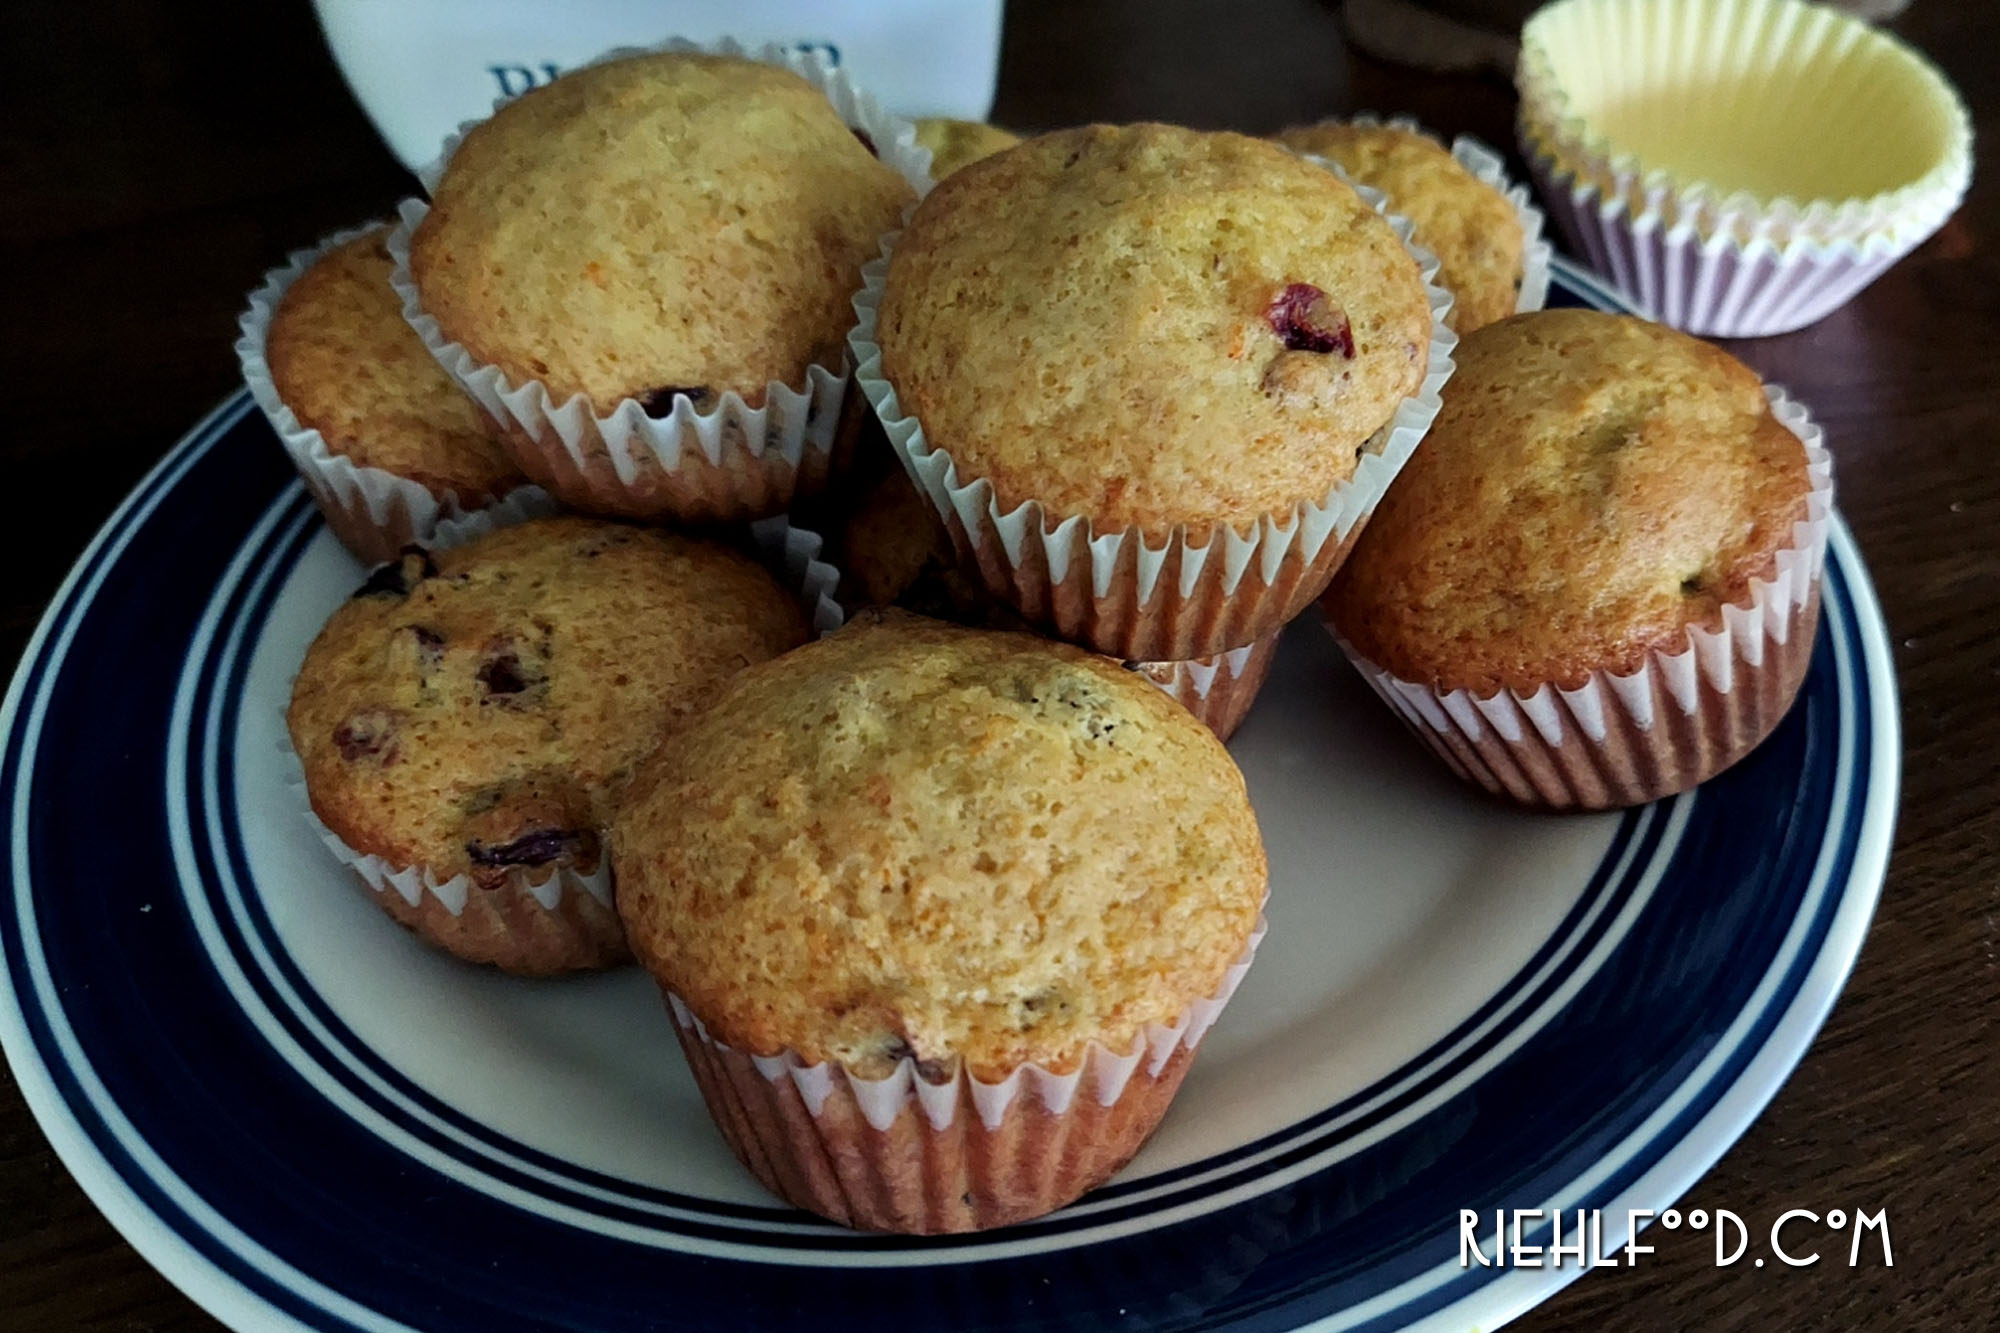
[2,0,1994,1328]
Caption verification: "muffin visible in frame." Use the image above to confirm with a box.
[397,48,920,523]
[614,613,1269,1232]
[838,466,1281,740]
[1276,120,1527,333]
[913,117,1021,179]
[288,517,811,973]
[857,122,1448,661]
[238,224,538,563]
[1324,309,1834,809]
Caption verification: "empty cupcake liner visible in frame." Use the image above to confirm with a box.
[665,916,1265,1233]
[1517,0,1970,247]
[1331,385,1834,811]
[388,37,933,525]
[284,515,847,972]
[1524,143,1926,338]
[851,172,1456,662]
[1339,113,1554,317]
[1136,631,1282,743]
[236,222,556,565]
[1515,0,1971,335]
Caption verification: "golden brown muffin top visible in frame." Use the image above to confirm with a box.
[614,613,1268,1081]
[1275,122,1524,335]
[878,123,1433,535]
[1327,310,1811,693]
[410,53,914,413]
[267,227,521,505]
[913,117,1022,180]
[288,517,809,887]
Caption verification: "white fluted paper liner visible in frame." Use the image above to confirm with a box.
[285,513,846,922]
[1333,113,1553,318]
[1516,0,1971,250]
[1138,630,1282,743]
[851,170,1457,662]
[669,916,1265,1135]
[1334,385,1834,810]
[236,222,555,564]
[1523,136,1925,338]
[388,38,933,524]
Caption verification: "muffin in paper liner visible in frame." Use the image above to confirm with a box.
[1136,631,1281,744]
[1330,386,1834,812]
[664,917,1265,1233]
[387,38,934,526]
[1515,0,1971,336]
[1331,112,1555,320]
[850,170,1457,663]
[285,515,847,974]
[236,223,556,565]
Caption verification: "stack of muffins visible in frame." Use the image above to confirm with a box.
[243,39,1832,1237]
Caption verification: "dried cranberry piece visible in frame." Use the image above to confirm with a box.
[466,828,584,868]
[477,652,528,696]
[1266,283,1355,358]
[354,547,438,599]
[332,710,399,763]
[637,385,712,415]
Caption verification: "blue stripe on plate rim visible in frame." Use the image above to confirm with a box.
[0,257,1900,1332]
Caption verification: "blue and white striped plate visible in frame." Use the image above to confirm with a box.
[1,261,1898,1331]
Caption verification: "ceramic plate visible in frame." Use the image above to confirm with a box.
[0,260,1898,1331]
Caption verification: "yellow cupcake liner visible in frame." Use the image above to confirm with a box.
[1517,0,1971,250]
[389,37,934,525]
[236,222,556,565]
[662,916,1265,1233]
[850,168,1456,662]
[1327,385,1834,810]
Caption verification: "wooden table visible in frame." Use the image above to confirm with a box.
[2,0,1993,1327]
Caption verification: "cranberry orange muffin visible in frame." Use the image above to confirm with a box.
[403,50,917,522]
[1325,309,1832,809]
[1276,121,1527,334]
[614,613,1268,1232]
[243,224,529,562]
[866,122,1442,660]
[288,517,811,973]
[913,117,1021,179]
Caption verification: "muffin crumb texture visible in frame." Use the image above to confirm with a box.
[266,227,520,504]
[1329,310,1810,692]
[878,122,1432,534]
[410,52,914,412]
[615,614,1267,1082]
[289,517,810,887]
[913,117,1022,180]
[1275,121,1525,334]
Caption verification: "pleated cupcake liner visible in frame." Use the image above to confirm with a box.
[1516,0,1971,248]
[1524,142,1920,338]
[1330,385,1834,811]
[1335,112,1554,318]
[1136,631,1282,743]
[236,222,556,565]
[1514,0,1971,335]
[388,37,934,525]
[284,515,847,973]
[850,170,1457,663]
[665,916,1266,1233]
